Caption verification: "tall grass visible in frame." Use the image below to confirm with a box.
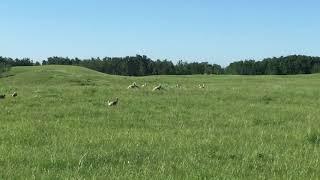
[0,65,320,179]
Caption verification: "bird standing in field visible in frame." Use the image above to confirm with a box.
[127,82,139,89]
[12,92,17,97]
[152,84,162,91]
[0,94,5,99]
[199,84,205,89]
[107,97,118,106]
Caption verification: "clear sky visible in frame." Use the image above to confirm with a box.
[0,0,319,66]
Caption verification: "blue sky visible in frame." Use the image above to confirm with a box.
[0,0,319,65]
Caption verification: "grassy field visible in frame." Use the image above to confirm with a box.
[1,65,320,179]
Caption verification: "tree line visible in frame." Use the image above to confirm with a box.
[1,55,320,76]
[224,55,320,75]
[41,55,224,76]
[0,56,39,77]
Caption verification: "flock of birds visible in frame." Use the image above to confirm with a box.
[107,82,206,107]
[127,82,163,91]
[0,83,205,107]
[0,92,17,99]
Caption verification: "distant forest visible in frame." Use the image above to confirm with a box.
[1,55,320,76]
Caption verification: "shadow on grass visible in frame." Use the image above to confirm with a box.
[0,73,15,78]
[306,133,320,145]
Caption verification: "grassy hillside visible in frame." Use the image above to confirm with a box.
[1,65,320,179]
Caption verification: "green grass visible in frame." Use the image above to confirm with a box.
[1,65,320,179]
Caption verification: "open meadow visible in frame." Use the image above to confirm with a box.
[1,65,320,179]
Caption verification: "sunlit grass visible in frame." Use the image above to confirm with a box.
[0,65,320,179]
